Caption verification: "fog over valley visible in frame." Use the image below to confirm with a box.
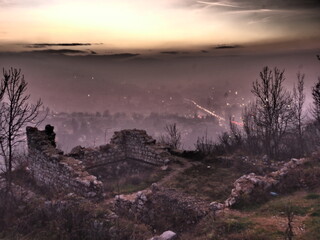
[1,48,319,150]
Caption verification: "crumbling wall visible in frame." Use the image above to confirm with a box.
[208,157,311,210]
[27,126,103,199]
[69,144,125,169]
[70,129,169,169]
[115,185,209,232]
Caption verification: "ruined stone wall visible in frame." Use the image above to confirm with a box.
[69,144,125,169]
[70,129,169,169]
[115,185,209,232]
[112,130,167,165]
[208,157,312,210]
[27,126,103,199]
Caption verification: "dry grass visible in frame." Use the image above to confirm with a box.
[163,157,260,201]
[178,189,320,240]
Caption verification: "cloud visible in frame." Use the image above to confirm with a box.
[160,51,180,55]
[29,49,87,55]
[0,0,42,7]
[195,0,320,11]
[192,0,320,34]
[98,53,140,58]
[25,43,92,48]
[197,1,242,9]
[214,45,241,49]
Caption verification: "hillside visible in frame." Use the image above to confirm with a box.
[1,126,320,239]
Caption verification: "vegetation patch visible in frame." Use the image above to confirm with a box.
[164,162,244,201]
[305,193,320,200]
[105,169,167,196]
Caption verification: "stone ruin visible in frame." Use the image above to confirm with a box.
[68,129,170,169]
[115,184,209,232]
[26,125,169,199]
[26,124,315,237]
[115,156,314,230]
[211,157,311,210]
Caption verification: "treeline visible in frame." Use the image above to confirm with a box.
[196,65,320,161]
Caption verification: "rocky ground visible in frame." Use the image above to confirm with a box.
[1,151,320,239]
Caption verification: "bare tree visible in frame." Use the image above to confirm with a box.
[242,102,262,154]
[0,68,43,186]
[292,72,305,156]
[160,123,181,149]
[251,66,293,159]
[312,77,320,124]
[229,116,242,147]
[195,130,215,156]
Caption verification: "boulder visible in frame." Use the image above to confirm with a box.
[149,230,177,240]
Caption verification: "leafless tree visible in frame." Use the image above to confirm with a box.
[292,72,305,156]
[242,102,262,154]
[0,68,43,186]
[251,66,293,159]
[312,77,320,124]
[195,130,215,156]
[229,116,242,147]
[160,123,181,149]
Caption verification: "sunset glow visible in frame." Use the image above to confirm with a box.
[1,0,319,50]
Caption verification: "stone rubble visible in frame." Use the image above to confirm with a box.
[210,157,310,209]
[115,185,209,231]
[149,230,177,240]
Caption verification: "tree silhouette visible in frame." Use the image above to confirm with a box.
[0,68,43,188]
[250,66,293,159]
[312,78,320,124]
[292,72,305,156]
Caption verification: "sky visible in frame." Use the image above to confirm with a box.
[0,0,319,116]
[0,0,319,148]
[0,0,320,51]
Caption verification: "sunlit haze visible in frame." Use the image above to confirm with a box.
[1,0,320,50]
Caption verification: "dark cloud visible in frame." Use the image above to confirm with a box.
[160,51,180,55]
[1,49,140,58]
[26,43,91,48]
[99,53,140,58]
[29,49,87,55]
[214,45,241,49]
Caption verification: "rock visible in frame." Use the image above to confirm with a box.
[161,165,169,171]
[262,155,269,162]
[149,230,177,240]
[209,201,225,211]
[69,145,85,157]
[160,231,177,240]
[151,183,159,192]
[87,192,97,198]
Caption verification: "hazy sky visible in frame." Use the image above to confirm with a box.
[1,0,320,50]
[0,0,319,115]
